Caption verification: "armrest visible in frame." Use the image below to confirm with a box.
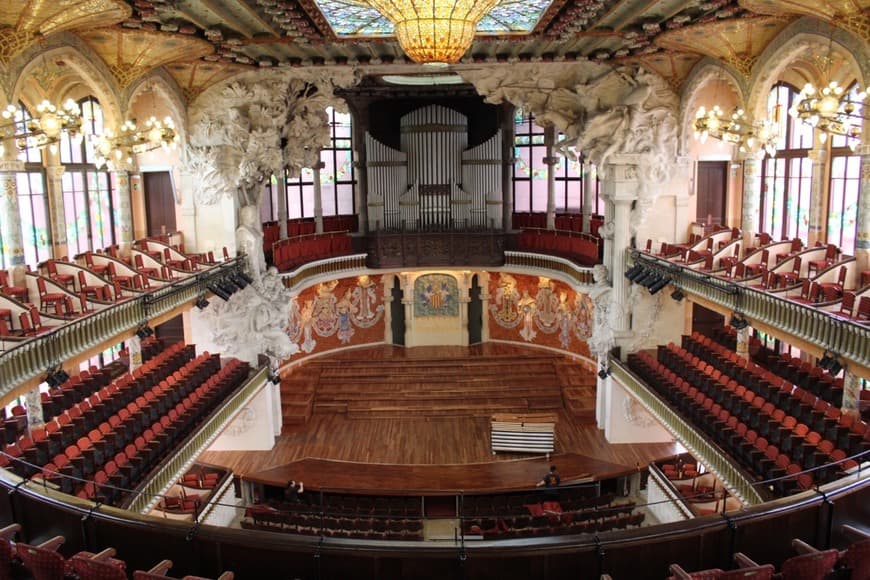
[734,552,760,568]
[37,535,65,551]
[667,564,693,580]
[147,559,173,575]
[216,573,235,580]
[791,538,819,554]
[90,547,118,561]
[842,524,870,542]
[0,523,21,540]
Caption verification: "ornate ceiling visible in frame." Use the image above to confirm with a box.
[0,0,867,98]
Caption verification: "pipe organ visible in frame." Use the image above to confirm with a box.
[366,105,503,232]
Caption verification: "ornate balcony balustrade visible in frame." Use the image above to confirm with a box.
[0,259,244,399]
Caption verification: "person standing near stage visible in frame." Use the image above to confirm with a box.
[536,465,561,490]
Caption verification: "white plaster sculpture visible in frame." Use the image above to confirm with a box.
[588,264,615,358]
[236,204,266,281]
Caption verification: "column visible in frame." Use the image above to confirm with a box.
[740,155,763,250]
[501,103,515,230]
[114,169,134,257]
[582,160,594,234]
[312,161,324,234]
[24,386,44,432]
[734,324,752,359]
[0,148,25,274]
[854,143,870,275]
[276,176,288,240]
[841,369,861,418]
[806,147,828,247]
[610,198,632,333]
[43,148,67,259]
[544,126,557,230]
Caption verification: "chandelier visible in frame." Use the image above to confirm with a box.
[364,0,499,64]
[0,99,83,155]
[693,105,780,158]
[92,116,179,171]
[789,81,867,150]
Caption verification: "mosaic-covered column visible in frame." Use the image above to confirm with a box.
[841,369,862,418]
[43,148,67,259]
[276,175,288,240]
[0,149,25,271]
[806,147,828,247]
[740,155,763,250]
[114,169,134,256]
[734,324,752,359]
[24,385,44,431]
[855,143,870,275]
[312,161,324,234]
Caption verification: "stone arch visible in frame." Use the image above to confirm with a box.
[679,59,745,156]
[746,18,868,122]
[125,71,189,144]
[10,34,123,127]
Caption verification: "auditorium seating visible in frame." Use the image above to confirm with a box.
[626,332,868,496]
[516,228,600,265]
[272,232,353,272]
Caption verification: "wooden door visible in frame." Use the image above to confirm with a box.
[696,161,728,226]
[143,171,176,237]
[467,274,483,344]
[390,276,405,346]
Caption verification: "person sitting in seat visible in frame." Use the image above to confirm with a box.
[284,480,304,503]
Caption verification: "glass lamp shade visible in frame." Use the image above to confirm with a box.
[367,0,499,64]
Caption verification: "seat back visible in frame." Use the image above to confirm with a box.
[17,543,66,580]
[779,549,838,580]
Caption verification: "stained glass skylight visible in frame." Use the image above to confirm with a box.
[314,0,554,37]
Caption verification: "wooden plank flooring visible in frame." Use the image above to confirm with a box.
[199,345,680,492]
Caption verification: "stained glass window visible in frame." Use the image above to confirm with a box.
[513,109,547,214]
[61,96,114,256]
[279,107,355,221]
[315,0,553,36]
[760,84,812,240]
[827,85,863,255]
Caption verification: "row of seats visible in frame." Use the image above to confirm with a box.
[461,489,610,517]
[263,215,358,250]
[0,522,233,580]
[243,507,424,541]
[271,233,353,272]
[462,505,646,540]
[686,333,845,411]
[516,229,600,265]
[511,213,604,236]
[669,533,869,580]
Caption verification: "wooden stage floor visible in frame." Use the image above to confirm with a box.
[199,345,681,494]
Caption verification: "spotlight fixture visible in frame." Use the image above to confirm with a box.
[730,314,748,330]
[597,366,611,380]
[818,351,841,374]
[44,367,69,387]
[207,283,231,301]
[635,270,659,286]
[135,324,154,339]
[236,271,254,285]
[230,273,249,289]
[648,276,672,295]
[269,373,281,385]
[627,266,648,283]
[670,289,685,302]
[625,264,644,281]
[195,296,210,310]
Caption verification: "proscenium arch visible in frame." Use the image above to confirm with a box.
[746,18,868,123]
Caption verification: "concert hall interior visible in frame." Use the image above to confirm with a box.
[0,1,868,579]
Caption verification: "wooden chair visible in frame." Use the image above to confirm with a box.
[78,271,105,301]
[855,296,870,324]
[134,254,158,278]
[818,266,847,299]
[36,277,66,313]
[44,260,75,290]
[807,244,838,277]
[0,523,21,580]
[107,262,133,288]
[777,256,802,287]
[83,253,109,276]
[16,535,67,580]
[132,560,174,580]
[745,250,769,277]
[0,270,28,302]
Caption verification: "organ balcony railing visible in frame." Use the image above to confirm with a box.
[611,360,767,506]
[0,259,245,400]
[629,251,870,369]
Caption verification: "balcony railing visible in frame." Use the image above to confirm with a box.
[0,259,244,399]
[611,360,766,506]
[630,252,870,368]
[504,251,596,286]
[129,366,269,514]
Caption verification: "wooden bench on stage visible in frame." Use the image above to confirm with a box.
[490,413,557,457]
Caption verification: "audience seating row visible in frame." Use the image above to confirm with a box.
[263,215,358,251]
[512,213,604,237]
[272,233,353,272]
[0,522,233,580]
[516,229,600,265]
[243,505,424,541]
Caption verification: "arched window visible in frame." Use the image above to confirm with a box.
[760,83,814,240]
[59,96,114,256]
[269,107,356,220]
[826,84,862,254]
[512,109,547,214]
[0,102,49,269]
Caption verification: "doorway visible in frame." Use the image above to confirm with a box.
[468,274,482,344]
[696,161,728,227]
[143,171,177,237]
[390,276,405,346]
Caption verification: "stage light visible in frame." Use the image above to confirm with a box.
[730,314,748,330]
[269,373,281,385]
[648,276,671,295]
[231,273,249,289]
[642,274,662,289]
[670,289,685,302]
[135,324,154,339]
[625,264,643,281]
[597,366,611,379]
[207,283,231,301]
[195,296,210,310]
[635,270,658,286]
[236,271,254,285]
